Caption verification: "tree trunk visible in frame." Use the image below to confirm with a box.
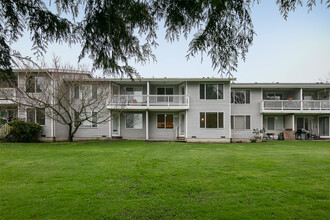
[68,124,74,142]
[69,134,74,142]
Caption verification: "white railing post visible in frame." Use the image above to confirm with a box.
[281,101,284,110]
[168,95,169,106]
[147,81,150,107]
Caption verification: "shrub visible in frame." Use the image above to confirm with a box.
[5,120,42,142]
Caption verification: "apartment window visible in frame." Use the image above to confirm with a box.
[267,92,283,100]
[27,108,45,125]
[75,85,97,99]
[0,109,17,121]
[26,76,44,93]
[200,84,223,99]
[157,114,173,129]
[75,112,97,127]
[157,87,173,102]
[231,90,250,104]
[231,115,250,130]
[297,117,312,130]
[266,116,283,130]
[200,112,224,128]
[126,113,143,129]
[126,87,143,102]
[74,86,80,99]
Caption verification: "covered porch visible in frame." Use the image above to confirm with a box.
[110,109,188,141]
[263,114,330,140]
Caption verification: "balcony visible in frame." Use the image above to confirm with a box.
[107,95,190,110]
[261,100,330,113]
[0,88,16,104]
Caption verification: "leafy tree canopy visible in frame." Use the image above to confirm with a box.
[1,0,329,80]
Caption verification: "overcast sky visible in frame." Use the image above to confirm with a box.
[12,1,330,83]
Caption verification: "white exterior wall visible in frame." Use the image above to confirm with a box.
[231,88,262,139]
[186,81,231,140]
[119,111,146,140]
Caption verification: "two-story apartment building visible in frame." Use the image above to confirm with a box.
[1,71,329,141]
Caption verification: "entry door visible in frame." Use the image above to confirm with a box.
[179,112,185,137]
[112,115,120,136]
[319,117,329,136]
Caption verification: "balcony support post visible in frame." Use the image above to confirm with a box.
[292,114,295,132]
[146,110,149,140]
[300,88,303,110]
[147,81,150,107]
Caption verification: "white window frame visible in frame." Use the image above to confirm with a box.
[76,85,97,99]
[125,113,143,129]
[156,87,174,102]
[156,113,174,129]
[231,115,251,130]
[26,76,45,93]
[265,116,283,130]
[231,90,250,104]
[200,112,224,129]
[78,111,98,128]
[26,108,45,125]
[199,83,224,100]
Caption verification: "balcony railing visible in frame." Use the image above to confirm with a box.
[108,95,189,109]
[0,88,16,99]
[261,100,330,112]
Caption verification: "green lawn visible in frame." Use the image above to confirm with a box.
[0,141,329,219]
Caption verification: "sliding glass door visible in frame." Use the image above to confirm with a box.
[319,117,329,136]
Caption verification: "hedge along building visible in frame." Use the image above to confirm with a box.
[1,70,329,142]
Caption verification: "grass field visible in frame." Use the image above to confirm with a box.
[0,140,329,219]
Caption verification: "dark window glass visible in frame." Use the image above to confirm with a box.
[166,114,173,129]
[218,112,224,128]
[92,85,97,99]
[92,112,97,127]
[200,113,205,128]
[36,109,45,125]
[235,91,245,104]
[246,116,250,130]
[200,84,205,99]
[157,114,165,128]
[206,84,217,99]
[231,116,234,129]
[218,84,223,99]
[297,117,304,129]
[166,88,173,95]
[36,77,44,93]
[27,108,35,123]
[246,90,250,104]
[26,76,35,93]
[126,88,134,93]
[74,112,79,127]
[157,88,165,102]
[157,88,165,95]
[268,117,275,130]
[181,86,185,95]
[74,86,79,99]
[206,112,217,128]
[166,88,173,102]
[305,118,310,130]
